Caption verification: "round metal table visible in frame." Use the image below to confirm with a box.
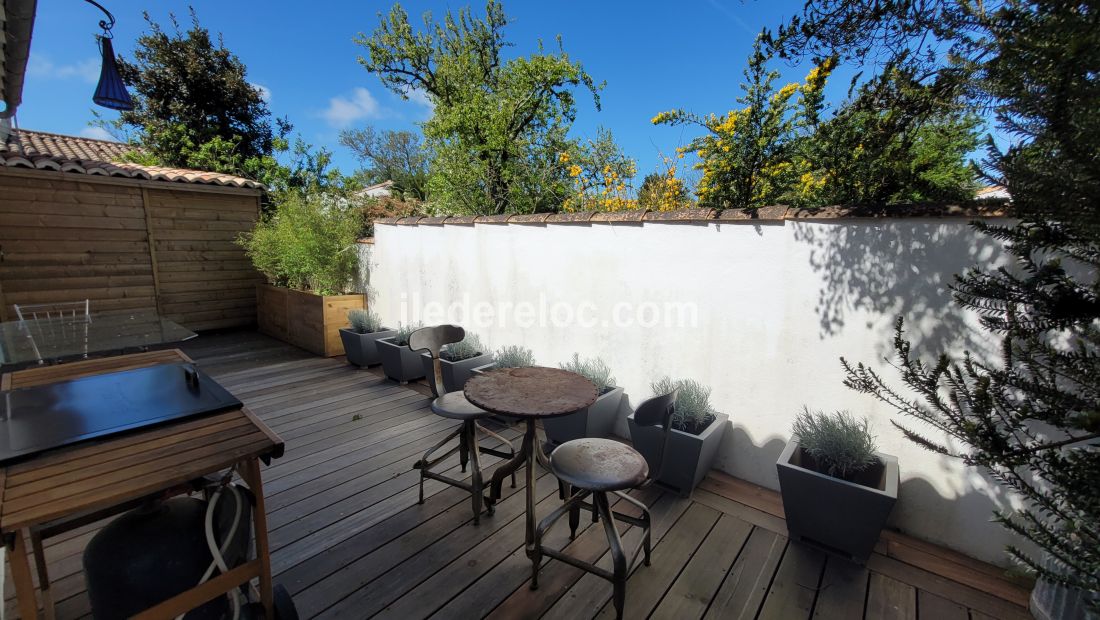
[464,367,597,556]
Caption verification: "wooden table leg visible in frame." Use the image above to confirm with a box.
[29,529,54,620]
[240,458,274,619]
[8,530,40,620]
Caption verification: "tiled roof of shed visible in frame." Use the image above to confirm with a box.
[0,129,264,189]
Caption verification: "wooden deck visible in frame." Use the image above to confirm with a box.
[5,331,1032,619]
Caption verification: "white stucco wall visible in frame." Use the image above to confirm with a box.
[367,217,1024,566]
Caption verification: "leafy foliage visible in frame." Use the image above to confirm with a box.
[237,192,361,295]
[113,10,287,169]
[653,36,834,209]
[339,126,431,200]
[792,408,879,480]
[493,345,535,369]
[357,1,601,215]
[559,354,616,393]
[392,322,423,347]
[637,163,692,212]
[784,0,1100,598]
[651,377,716,435]
[442,333,486,362]
[560,128,637,212]
[348,309,383,334]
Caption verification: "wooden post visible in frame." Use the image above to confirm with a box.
[140,188,164,315]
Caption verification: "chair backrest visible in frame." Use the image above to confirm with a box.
[633,389,678,482]
[408,324,465,396]
[13,300,91,364]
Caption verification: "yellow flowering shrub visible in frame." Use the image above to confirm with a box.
[560,128,639,212]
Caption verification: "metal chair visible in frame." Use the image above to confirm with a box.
[14,300,91,364]
[409,325,515,524]
[531,389,678,619]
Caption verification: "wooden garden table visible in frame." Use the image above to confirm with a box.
[464,367,597,557]
[0,349,284,620]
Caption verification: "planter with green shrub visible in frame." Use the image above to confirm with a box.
[472,344,536,374]
[240,192,365,357]
[419,332,491,393]
[776,408,898,564]
[377,322,426,383]
[339,309,395,367]
[628,378,728,496]
[543,354,624,448]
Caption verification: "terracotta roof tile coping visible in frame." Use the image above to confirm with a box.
[0,129,264,189]
[372,202,1013,228]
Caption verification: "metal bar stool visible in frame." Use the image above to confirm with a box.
[530,390,677,619]
[409,325,515,524]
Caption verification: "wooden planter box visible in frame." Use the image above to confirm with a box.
[256,284,365,357]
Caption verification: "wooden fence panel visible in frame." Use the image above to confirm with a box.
[0,172,261,332]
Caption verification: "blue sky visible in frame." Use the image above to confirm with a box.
[18,0,867,177]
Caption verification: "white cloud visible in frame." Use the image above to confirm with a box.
[321,88,381,127]
[27,55,100,83]
[251,83,272,103]
[80,126,117,141]
[402,87,433,110]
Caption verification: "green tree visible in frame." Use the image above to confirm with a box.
[637,166,692,212]
[778,0,1100,601]
[793,69,981,206]
[356,1,602,215]
[114,9,289,171]
[561,127,637,212]
[652,36,835,209]
[339,126,430,200]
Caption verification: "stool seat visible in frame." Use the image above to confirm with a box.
[550,438,649,492]
[431,391,490,420]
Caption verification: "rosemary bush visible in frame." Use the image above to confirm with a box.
[442,333,485,361]
[791,408,879,480]
[392,322,422,346]
[347,309,383,334]
[493,345,535,369]
[651,377,716,435]
[560,354,616,393]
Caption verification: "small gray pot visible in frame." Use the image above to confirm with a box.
[543,386,624,449]
[376,337,426,383]
[420,350,492,394]
[628,411,729,497]
[339,328,396,367]
[776,440,899,564]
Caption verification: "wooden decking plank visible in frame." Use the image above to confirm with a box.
[811,556,870,619]
[308,472,559,619]
[594,502,723,619]
[650,513,754,619]
[482,488,661,620]
[703,527,788,619]
[273,399,435,453]
[691,487,787,535]
[370,483,584,619]
[431,491,640,620]
[865,572,917,620]
[918,589,968,620]
[866,552,1031,619]
[540,493,693,620]
[757,542,827,620]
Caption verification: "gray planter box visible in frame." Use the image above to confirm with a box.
[543,386,624,449]
[628,411,729,497]
[776,440,899,564]
[376,337,426,383]
[1030,553,1099,620]
[339,328,396,367]
[420,350,492,394]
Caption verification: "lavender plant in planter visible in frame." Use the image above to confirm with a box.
[376,322,426,383]
[543,354,624,449]
[420,332,491,394]
[339,309,396,367]
[471,344,536,375]
[628,378,728,497]
[776,408,898,564]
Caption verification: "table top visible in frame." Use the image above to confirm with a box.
[0,310,197,366]
[464,366,597,419]
[0,349,282,531]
